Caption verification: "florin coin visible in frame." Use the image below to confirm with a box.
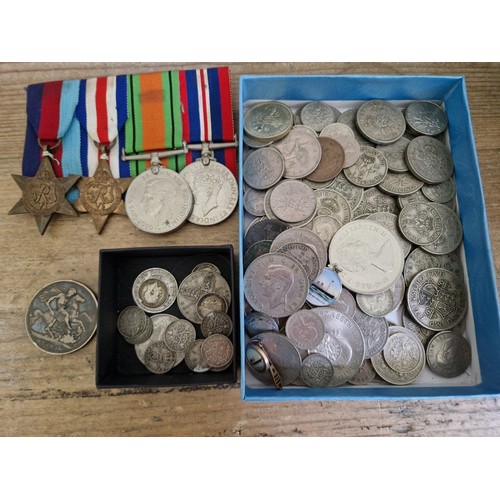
[201,311,233,338]
[398,201,443,245]
[343,146,388,188]
[25,280,98,355]
[132,267,178,314]
[285,309,325,350]
[243,147,285,190]
[144,341,176,374]
[201,334,234,369]
[179,160,238,226]
[196,292,228,319]
[426,331,471,378]
[422,177,456,203]
[184,339,211,372]
[243,187,267,217]
[405,100,448,136]
[244,101,293,142]
[164,319,197,352]
[397,189,428,209]
[352,187,398,218]
[352,308,389,359]
[329,172,364,211]
[314,189,352,225]
[300,354,334,388]
[356,100,406,145]
[378,171,424,196]
[125,168,193,234]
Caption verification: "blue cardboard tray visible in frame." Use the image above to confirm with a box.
[238,74,500,401]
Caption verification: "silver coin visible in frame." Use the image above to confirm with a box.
[244,253,309,318]
[25,280,98,355]
[314,189,352,225]
[356,273,405,318]
[201,311,233,338]
[185,339,210,373]
[422,176,456,203]
[164,319,197,352]
[301,177,335,190]
[407,268,468,331]
[125,168,193,234]
[367,212,412,259]
[343,146,388,188]
[117,306,149,340]
[132,267,178,314]
[402,307,435,347]
[329,172,364,211]
[243,134,274,148]
[371,346,425,385]
[177,270,231,324]
[243,101,293,142]
[285,309,325,350]
[405,100,448,136]
[406,136,454,184]
[273,129,322,179]
[277,242,320,283]
[269,227,328,271]
[352,187,398,219]
[383,328,425,373]
[310,308,365,386]
[243,147,285,190]
[421,203,463,255]
[376,137,410,173]
[270,180,317,223]
[300,354,334,388]
[144,341,176,374]
[191,262,221,275]
[378,171,424,196]
[356,100,406,145]
[201,333,233,369]
[311,215,342,249]
[320,122,354,140]
[300,101,339,132]
[347,359,377,385]
[352,307,389,359]
[179,160,238,226]
[398,201,443,245]
[243,187,266,217]
[329,220,405,294]
[244,311,279,338]
[397,188,429,209]
[292,124,318,137]
[196,292,228,319]
[337,108,373,146]
[328,287,357,317]
[307,266,343,307]
[426,331,471,378]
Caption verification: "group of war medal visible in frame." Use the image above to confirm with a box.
[242,98,471,389]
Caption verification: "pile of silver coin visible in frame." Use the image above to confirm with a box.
[242,99,471,389]
[117,264,234,374]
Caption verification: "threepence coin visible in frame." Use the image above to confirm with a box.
[132,267,178,314]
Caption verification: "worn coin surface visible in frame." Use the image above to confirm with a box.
[196,292,228,319]
[378,171,424,196]
[185,339,210,372]
[285,309,325,350]
[125,168,193,234]
[192,262,221,275]
[164,319,196,352]
[407,268,467,331]
[201,311,233,338]
[328,287,357,317]
[117,306,149,340]
[371,347,425,385]
[300,101,339,131]
[179,160,238,226]
[397,189,428,209]
[421,203,463,255]
[311,215,342,249]
[383,328,424,373]
[367,212,412,258]
[314,189,352,225]
[422,177,456,203]
[144,341,176,374]
[269,180,317,223]
[329,220,404,294]
[244,311,279,338]
[132,267,178,314]
[278,242,320,283]
[343,146,388,188]
[426,331,471,378]
[244,101,293,142]
[398,201,443,245]
[243,240,273,270]
[201,333,234,369]
[306,136,345,182]
[352,187,398,219]
[244,218,291,252]
[243,187,266,217]
[347,359,377,385]
[244,253,309,318]
[25,280,98,355]
[320,122,354,140]
[404,248,463,287]
[405,100,448,136]
[356,100,406,145]
[376,137,410,173]
[300,354,334,388]
[402,307,436,347]
[329,172,364,211]
[352,308,389,359]
[243,147,285,190]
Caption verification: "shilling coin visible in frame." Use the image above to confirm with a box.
[185,339,210,373]
[196,292,228,320]
[201,334,234,369]
[305,136,345,183]
[383,328,425,374]
[25,280,98,355]
[191,262,221,275]
[201,311,233,338]
[273,129,322,179]
[244,101,293,142]
[132,267,178,314]
[300,101,340,132]
[314,189,352,225]
[307,266,343,307]
[376,137,410,173]
[343,146,388,188]
[328,287,357,317]
[244,253,309,318]
[243,240,273,270]
[300,354,334,388]
[244,218,291,253]
[311,215,342,249]
[269,180,317,223]
[352,308,389,359]
[243,147,285,190]
[378,171,424,196]
[406,136,454,184]
[421,203,463,255]
[398,201,443,245]
[164,319,197,352]
[407,268,468,331]
[422,176,456,203]
[243,187,267,217]
[179,160,238,226]
[177,270,231,324]
[352,187,398,219]
[356,100,406,145]
[347,359,377,385]
[310,308,365,386]
[329,172,364,211]
[405,100,448,136]
[144,341,176,374]
[426,331,471,378]
[367,212,412,258]
[329,220,405,294]
[125,168,193,234]
[285,309,325,350]
[244,311,280,338]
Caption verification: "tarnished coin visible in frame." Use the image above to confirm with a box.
[144,341,176,374]
[347,359,377,385]
[125,168,193,234]
[376,137,410,173]
[328,287,356,317]
[320,122,355,140]
[404,248,463,287]
[314,189,352,225]
[356,100,406,145]
[407,268,468,331]
[244,218,291,253]
[406,136,454,184]
[426,331,471,378]
[270,180,317,223]
[132,267,178,314]
[310,308,365,386]
[278,242,320,283]
[292,124,318,137]
[422,177,456,203]
[356,288,393,318]
[378,171,424,196]
[352,187,398,219]
[307,266,343,307]
[285,309,325,350]
[244,253,309,318]
[244,101,293,142]
[405,100,448,136]
[337,107,372,146]
[196,292,228,320]
[25,280,98,355]
[201,334,234,369]
[244,311,279,338]
[371,346,425,385]
[329,220,405,294]
[164,319,196,352]
[243,147,285,190]
[397,189,428,209]
[300,354,334,388]
[201,311,233,338]
[367,212,412,258]
[117,306,150,341]
[352,308,389,359]
[402,307,435,347]
[300,101,340,132]
[244,240,273,270]
[398,201,443,245]
[191,262,221,275]
[421,203,463,255]
[185,339,210,373]
[273,128,322,179]
[305,136,345,183]
[383,328,424,373]
[243,134,274,148]
[311,215,342,249]
[343,146,388,188]
[329,172,364,211]
[243,187,266,217]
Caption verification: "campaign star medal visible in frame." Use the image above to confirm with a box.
[9,145,80,235]
[74,144,132,234]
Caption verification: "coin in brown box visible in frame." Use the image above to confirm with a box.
[285,309,325,350]
[201,311,233,338]
[144,341,176,374]
[196,292,228,320]
[164,319,196,352]
[306,136,345,183]
[201,334,234,369]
